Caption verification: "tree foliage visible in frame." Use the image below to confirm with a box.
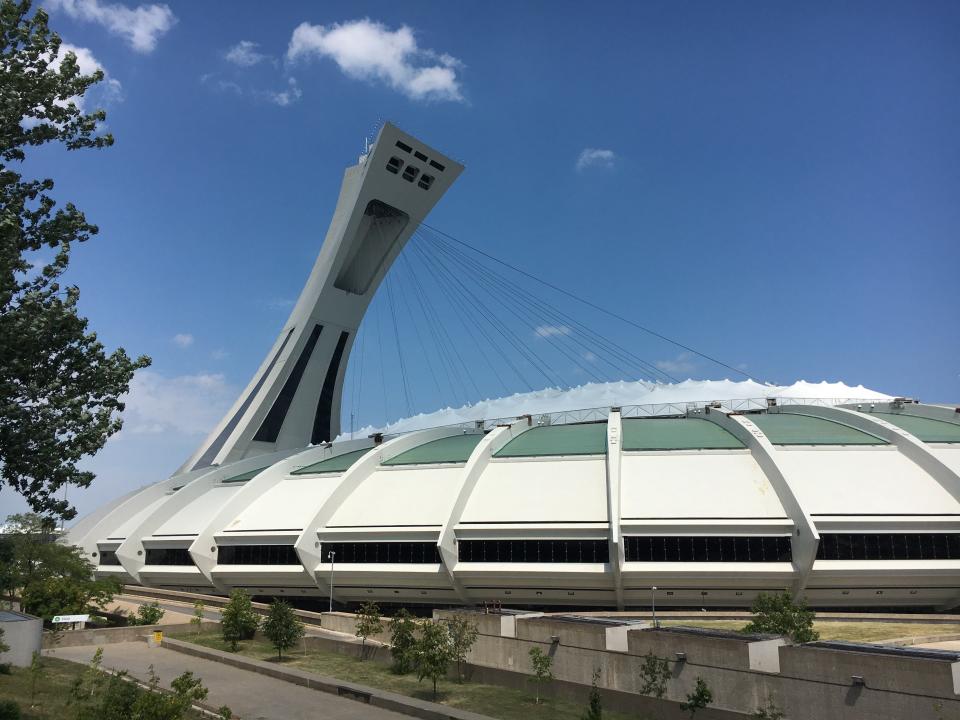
[743,591,819,644]
[681,677,713,718]
[190,601,204,635]
[413,619,451,700]
[262,599,304,660]
[220,589,259,651]
[447,615,478,682]
[753,697,786,720]
[0,0,150,520]
[354,600,382,657]
[1,513,119,619]
[388,608,417,674]
[581,667,602,720]
[131,601,165,626]
[638,651,671,699]
[528,646,553,704]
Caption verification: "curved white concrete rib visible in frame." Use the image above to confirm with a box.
[703,409,819,597]
[792,404,960,502]
[294,426,470,599]
[187,440,373,592]
[605,410,625,610]
[68,466,211,567]
[437,419,532,603]
[115,449,301,583]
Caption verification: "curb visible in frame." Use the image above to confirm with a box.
[162,638,495,720]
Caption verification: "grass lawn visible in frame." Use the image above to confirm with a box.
[660,620,960,642]
[0,656,85,720]
[176,631,632,720]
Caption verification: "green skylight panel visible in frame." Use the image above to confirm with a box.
[221,466,270,484]
[494,423,608,458]
[382,433,484,466]
[622,418,744,451]
[749,413,886,446]
[866,412,960,443]
[291,448,371,475]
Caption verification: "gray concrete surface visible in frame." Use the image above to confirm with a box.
[0,610,42,667]
[47,642,410,720]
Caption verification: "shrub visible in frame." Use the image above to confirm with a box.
[388,608,418,674]
[221,589,259,651]
[0,700,21,720]
[262,599,305,660]
[191,601,205,634]
[133,601,165,626]
[744,592,819,644]
[447,615,479,682]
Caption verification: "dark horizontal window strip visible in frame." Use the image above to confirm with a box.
[217,545,301,565]
[323,541,440,564]
[458,539,609,563]
[98,550,120,566]
[624,536,792,563]
[816,533,960,561]
[144,548,195,566]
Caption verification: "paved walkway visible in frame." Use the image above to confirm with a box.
[47,642,410,720]
[917,640,960,651]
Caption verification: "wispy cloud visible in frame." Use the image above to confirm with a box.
[287,18,464,102]
[534,325,571,338]
[656,352,696,375]
[118,370,235,435]
[265,297,295,310]
[46,0,177,53]
[225,40,268,67]
[210,349,228,361]
[172,333,194,348]
[258,77,302,107]
[576,148,617,171]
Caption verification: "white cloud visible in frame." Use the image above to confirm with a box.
[260,77,302,107]
[534,325,571,338]
[49,42,123,109]
[655,352,696,375]
[117,370,235,435]
[46,0,176,53]
[286,18,463,102]
[576,148,617,171]
[172,333,194,348]
[210,349,228,361]
[583,351,597,362]
[225,40,267,67]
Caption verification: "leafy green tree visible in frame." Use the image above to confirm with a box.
[743,592,819,644]
[388,608,417,674]
[681,677,713,718]
[413,619,451,700]
[1,513,119,620]
[354,600,382,658]
[528,646,553,704]
[581,667,602,720]
[191,601,205,635]
[638,651,671,698]
[262,599,304,660]
[220,589,259,651]
[0,0,151,520]
[132,601,165,626]
[447,615,478,682]
[130,666,210,720]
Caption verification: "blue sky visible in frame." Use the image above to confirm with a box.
[4,0,959,517]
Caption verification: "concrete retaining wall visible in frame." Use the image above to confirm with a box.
[42,621,219,649]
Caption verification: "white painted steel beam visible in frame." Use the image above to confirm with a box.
[702,408,820,597]
[605,410,625,610]
[436,418,532,603]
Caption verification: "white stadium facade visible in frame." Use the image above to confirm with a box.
[67,124,960,610]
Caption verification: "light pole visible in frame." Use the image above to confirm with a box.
[651,586,658,628]
[328,550,336,613]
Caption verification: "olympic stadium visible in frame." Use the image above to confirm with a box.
[66,124,960,610]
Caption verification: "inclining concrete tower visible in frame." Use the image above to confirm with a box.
[181,123,463,471]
